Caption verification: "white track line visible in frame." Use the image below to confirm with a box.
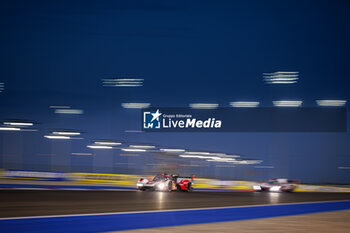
[1,199,349,221]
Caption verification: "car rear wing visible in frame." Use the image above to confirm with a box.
[270,178,300,184]
[175,174,195,183]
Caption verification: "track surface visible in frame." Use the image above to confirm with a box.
[1,190,350,218]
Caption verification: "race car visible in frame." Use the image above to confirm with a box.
[137,174,194,192]
[253,178,298,192]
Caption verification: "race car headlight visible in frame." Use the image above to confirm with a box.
[158,183,165,190]
[270,186,281,192]
[137,183,143,187]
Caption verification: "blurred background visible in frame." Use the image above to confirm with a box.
[0,0,349,184]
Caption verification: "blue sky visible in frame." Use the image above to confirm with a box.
[0,0,349,183]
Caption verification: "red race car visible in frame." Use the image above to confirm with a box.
[137,174,194,192]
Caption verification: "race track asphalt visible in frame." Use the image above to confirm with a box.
[1,190,350,218]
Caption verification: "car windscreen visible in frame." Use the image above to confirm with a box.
[152,176,167,181]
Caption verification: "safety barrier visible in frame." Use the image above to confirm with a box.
[1,169,350,192]
[0,169,68,181]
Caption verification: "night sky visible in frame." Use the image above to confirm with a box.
[0,0,349,183]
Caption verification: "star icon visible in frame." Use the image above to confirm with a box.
[151,109,162,122]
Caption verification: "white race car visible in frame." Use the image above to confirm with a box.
[253,178,298,192]
[137,174,194,192]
